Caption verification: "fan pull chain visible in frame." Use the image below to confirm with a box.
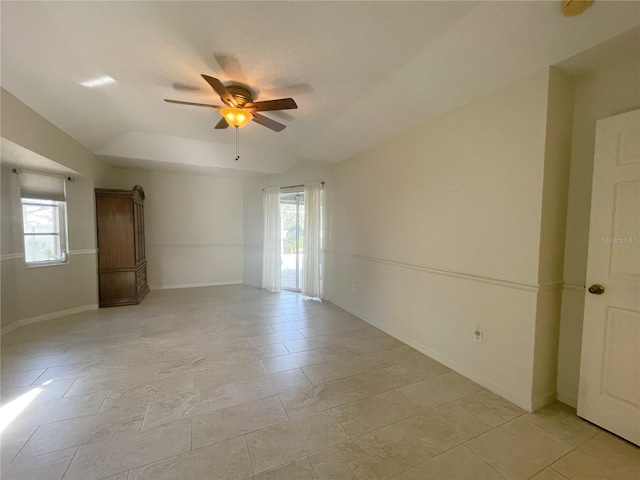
[235,127,240,161]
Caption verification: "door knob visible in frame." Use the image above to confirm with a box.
[588,284,605,295]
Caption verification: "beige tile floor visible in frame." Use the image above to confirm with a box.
[1,285,638,480]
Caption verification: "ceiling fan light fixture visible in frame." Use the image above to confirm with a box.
[220,107,253,128]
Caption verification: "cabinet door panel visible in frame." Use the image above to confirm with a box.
[96,196,135,268]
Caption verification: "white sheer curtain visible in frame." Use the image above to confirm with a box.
[262,186,281,292]
[302,181,323,299]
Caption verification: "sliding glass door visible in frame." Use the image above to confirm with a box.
[280,192,305,291]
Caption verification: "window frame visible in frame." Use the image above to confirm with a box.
[21,197,69,267]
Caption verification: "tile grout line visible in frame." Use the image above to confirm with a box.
[458,444,509,479]
[355,394,508,477]
[15,440,89,460]
[140,371,311,439]
[112,442,190,479]
[243,433,256,476]
[463,417,580,479]
[58,376,78,399]
[268,360,451,420]
[59,445,79,480]
[26,406,150,454]
[249,411,350,475]
[7,424,40,465]
[23,367,49,386]
[511,416,576,449]
[525,449,576,480]
[523,436,581,479]
[96,389,111,413]
[384,417,427,463]
[140,402,151,430]
[549,464,571,479]
[3,287,618,479]
[419,391,515,473]
[276,394,291,421]
[519,411,599,446]
[389,464,424,479]
[297,346,433,384]
[450,390,521,425]
[298,367,314,386]
[328,408,350,439]
[306,455,321,479]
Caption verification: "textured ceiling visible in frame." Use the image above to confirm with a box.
[1,1,639,176]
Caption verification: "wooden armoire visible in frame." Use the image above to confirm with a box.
[95,185,149,307]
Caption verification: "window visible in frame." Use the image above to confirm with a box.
[280,191,305,292]
[22,199,68,264]
[18,171,68,266]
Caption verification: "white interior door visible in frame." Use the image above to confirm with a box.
[578,109,640,445]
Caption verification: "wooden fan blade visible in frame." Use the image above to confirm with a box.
[252,113,286,132]
[164,99,222,109]
[245,98,297,112]
[201,74,237,107]
[215,117,229,129]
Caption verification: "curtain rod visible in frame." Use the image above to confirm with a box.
[262,182,324,191]
[11,168,76,182]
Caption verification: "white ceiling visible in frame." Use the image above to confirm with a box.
[1,1,639,176]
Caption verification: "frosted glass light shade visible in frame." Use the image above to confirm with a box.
[220,107,253,128]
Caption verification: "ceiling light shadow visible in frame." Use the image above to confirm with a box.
[214,53,248,83]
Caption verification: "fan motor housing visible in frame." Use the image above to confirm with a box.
[226,85,254,106]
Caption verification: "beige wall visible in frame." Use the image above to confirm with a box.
[1,168,99,327]
[1,89,107,329]
[14,175,99,321]
[243,69,573,410]
[104,167,244,289]
[1,166,18,327]
[531,69,575,409]
[556,56,640,407]
[327,69,555,411]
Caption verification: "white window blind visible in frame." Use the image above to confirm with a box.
[19,171,66,202]
[18,171,69,265]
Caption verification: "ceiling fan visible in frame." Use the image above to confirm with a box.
[165,75,297,132]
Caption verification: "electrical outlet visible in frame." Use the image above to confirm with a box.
[350,283,355,292]
[474,325,483,344]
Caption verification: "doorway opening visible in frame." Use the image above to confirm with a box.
[280,191,305,292]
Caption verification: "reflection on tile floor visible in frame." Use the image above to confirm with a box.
[1,285,638,479]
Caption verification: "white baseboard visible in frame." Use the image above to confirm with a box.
[0,321,21,335]
[329,301,535,412]
[149,280,243,291]
[531,389,559,411]
[1,304,98,336]
[380,324,534,411]
[557,391,578,408]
